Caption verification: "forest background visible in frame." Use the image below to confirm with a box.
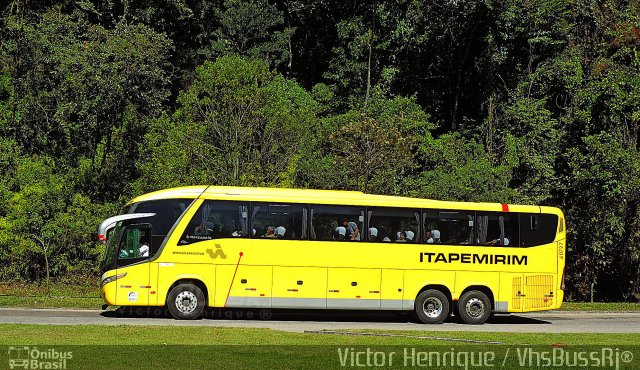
[1,0,639,302]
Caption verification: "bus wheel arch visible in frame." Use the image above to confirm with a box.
[414,285,452,324]
[457,285,494,325]
[166,278,208,320]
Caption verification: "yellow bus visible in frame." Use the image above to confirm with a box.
[99,186,566,324]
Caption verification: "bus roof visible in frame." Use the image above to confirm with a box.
[128,185,560,215]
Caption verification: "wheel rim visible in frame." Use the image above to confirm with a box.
[422,297,443,318]
[465,297,485,318]
[175,291,198,314]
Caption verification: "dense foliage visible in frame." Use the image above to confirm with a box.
[0,0,638,301]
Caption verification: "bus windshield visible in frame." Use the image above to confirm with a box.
[101,198,193,273]
[101,221,122,273]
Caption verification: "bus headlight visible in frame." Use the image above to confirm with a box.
[101,273,127,288]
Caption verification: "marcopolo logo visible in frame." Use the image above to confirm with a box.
[8,346,72,369]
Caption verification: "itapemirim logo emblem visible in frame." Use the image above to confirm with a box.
[206,244,227,259]
[8,346,73,369]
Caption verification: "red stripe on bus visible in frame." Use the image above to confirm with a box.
[224,252,244,307]
[502,203,509,212]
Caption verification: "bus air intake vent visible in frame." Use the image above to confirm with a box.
[524,274,554,309]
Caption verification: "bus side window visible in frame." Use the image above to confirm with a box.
[179,201,249,245]
[117,224,151,261]
[310,205,364,241]
[367,207,420,242]
[519,213,558,246]
[251,203,307,240]
[476,212,519,246]
[422,210,474,245]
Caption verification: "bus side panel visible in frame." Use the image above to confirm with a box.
[115,263,150,306]
[380,269,405,310]
[403,270,456,310]
[156,263,214,307]
[215,265,272,308]
[326,268,381,310]
[272,266,327,309]
[498,272,523,313]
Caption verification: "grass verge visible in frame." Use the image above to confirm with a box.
[1,325,638,369]
[0,324,638,345]
[559,302,640,311]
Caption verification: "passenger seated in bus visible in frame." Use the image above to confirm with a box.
[139,237,150,258]
[368,227,378,241]
[406,230,415,242]
[341,218,354,239]
[263,226,277,238]
[396,231,407,242]
[275,226,286,238]
[487,237,510,246]
[194,224,208,236]
[348,221,360,241]
[382,236,391,242]
[426,229,441,244]
[335,226,347,240]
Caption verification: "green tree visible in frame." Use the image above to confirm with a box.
[135,56,319,192]
[0,8,172,201]
[201,0,293,69]
[299,94,435,195]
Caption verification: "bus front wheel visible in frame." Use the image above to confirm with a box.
[414,289,450,324]
[167,283,205,320]
[457,290,491,325]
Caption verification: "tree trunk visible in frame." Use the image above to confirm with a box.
[364,2,376,108]
[43,249,51,293]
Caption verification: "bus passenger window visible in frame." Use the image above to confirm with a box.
[367,208,420,243]
[179,201,249,245]
[251,203,307,240]
[519,213,558,246]
[476,212,519,246]
[422,210,474,245]
[310,206,364,241]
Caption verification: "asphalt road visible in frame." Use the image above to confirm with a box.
[0,308,638,333]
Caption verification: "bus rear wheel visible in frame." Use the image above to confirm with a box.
[415,289,450,324]
[457,290,491,325]
[167,283,205,320]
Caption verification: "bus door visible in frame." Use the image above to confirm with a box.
[114,223,153,306]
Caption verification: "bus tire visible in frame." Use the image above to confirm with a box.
[458,290,491,325]
[414,289,450,324]
[167,283,205,320]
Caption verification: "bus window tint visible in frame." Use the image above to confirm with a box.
[367,208,420,242]
[310,206,364,241]
[423,210,474,245]
[180,201,249,244]
[519,213,558,246]
[251,203,307,239]
[476,212,519,246]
